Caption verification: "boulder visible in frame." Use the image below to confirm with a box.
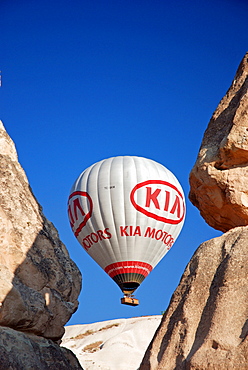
[189,52,248,232]
[0,326,83,369]
[139,226,248,369]
[0,121,82,340]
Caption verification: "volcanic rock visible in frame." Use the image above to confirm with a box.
[139,226,248,370]
[0,326,83,370]
[189,52,248,232]
[0,121,82,340]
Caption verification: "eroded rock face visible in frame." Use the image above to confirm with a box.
[0,121,82,340]
[189,52,248,232]
[139,226,248,370]
[0,326,83,369]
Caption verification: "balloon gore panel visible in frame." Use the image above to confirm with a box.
[68,156,186,295]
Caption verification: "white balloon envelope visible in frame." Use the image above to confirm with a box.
[68,156,186,303]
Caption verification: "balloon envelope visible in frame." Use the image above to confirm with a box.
[68,156,186,295]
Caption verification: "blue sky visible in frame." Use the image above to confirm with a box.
[1,0,248,324]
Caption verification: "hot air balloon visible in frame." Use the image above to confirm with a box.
[68,156,185,306]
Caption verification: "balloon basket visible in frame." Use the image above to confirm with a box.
[121,296,139,306]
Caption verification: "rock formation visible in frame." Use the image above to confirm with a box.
[0,326,82,369]
[139,226,248,370]
[139,53,248,369]
[62,316,161,370]
[0,121,83,368]
[189,52,248,232]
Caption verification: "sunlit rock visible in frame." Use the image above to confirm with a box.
[140,226,248,369]
[189,52,248,232]
[0,121,82,341]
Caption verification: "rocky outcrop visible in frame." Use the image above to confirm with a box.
[189,52,248,232]
[139,54,248,369]
[0,326,82,370]
[0,120,82,341]
[139,226,248,370]
[62,316,161,370]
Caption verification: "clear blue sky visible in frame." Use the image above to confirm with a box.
[1,0,247,324]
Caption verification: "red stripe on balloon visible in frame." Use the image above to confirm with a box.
[105,261,153,278]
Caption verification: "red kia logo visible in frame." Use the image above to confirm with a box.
[130,180,185,224]
[68,191,93,236]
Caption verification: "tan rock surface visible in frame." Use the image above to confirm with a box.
[139,226,248,370]
[0,121,82,340]
[0,326,83,369]
[189,52,248,232]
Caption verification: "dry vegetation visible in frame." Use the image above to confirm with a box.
[82,341,103,353]
[99,323,120,331]
[72,330,94,340]
[71,323,120,340]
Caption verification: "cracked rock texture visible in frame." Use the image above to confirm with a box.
[0,326,83,370]
[139,226,248,370]
[140,53,248,370]
[189,52,248,232]
[0,121,82,341]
